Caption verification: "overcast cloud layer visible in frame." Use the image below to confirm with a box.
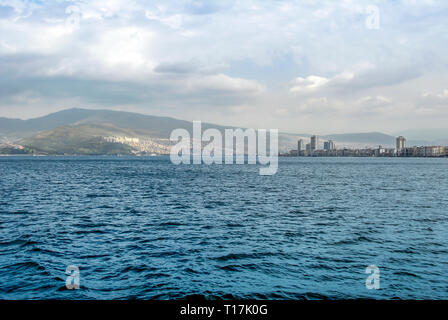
[0,0,447,134]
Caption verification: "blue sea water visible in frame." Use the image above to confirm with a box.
[0,156,447,300]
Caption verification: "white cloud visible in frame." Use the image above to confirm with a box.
[183,74,265,94]
[416,89,448,115]
[290,76,330,93]
[353,95,394,114]
[0,0,447,133]
[290,72,355,94]
[145,10,183,30]
[422,89,448,100]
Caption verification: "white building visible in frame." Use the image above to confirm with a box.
[396,136,406,150]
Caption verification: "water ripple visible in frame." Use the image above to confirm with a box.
[0,156,447,299]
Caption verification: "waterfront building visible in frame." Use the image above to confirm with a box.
[396,136,406,150]
[310,135,319,151]
[306,143,312,156]
[297,139,304,156]
[425,146,445,157]
[324,140,335,151]
[284,144,447,158]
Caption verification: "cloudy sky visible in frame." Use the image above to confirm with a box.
[0,0,447,134]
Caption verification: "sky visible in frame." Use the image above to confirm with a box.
[0,0,447,135]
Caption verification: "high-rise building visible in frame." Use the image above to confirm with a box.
[324,140,335,151]
[310,135,319,151]
[329,140,335,150]
[306,143,311,155]
[297,139,304,156]
[396,136,406,150]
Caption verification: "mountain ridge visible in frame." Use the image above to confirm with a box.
[0,108,441,154]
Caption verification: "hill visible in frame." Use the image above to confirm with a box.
[0,108,237,141]
[321,132,428,148]
[0,108,439,155]
[20,124,135,155]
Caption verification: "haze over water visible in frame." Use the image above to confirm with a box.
[0,156,447,299]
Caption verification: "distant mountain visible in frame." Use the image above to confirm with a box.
[0,108,441,155]
[0,108,201,141]
[322,132,429,148]
[323,132,394,145]
[394,129,448,145]
[6,108,240,155]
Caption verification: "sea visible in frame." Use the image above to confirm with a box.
[0,156,447,299]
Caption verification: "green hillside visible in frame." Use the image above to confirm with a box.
[20,124,136,155]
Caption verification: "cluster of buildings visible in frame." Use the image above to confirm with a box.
[395,136,446,157]
[0,143,25,150]
[293,135,336,156]
[104,136,170,155]
[295,135,336,156]
[286,135,448,158]
[0,143,30,155]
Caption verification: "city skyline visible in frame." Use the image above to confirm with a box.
[288,134,447,157]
